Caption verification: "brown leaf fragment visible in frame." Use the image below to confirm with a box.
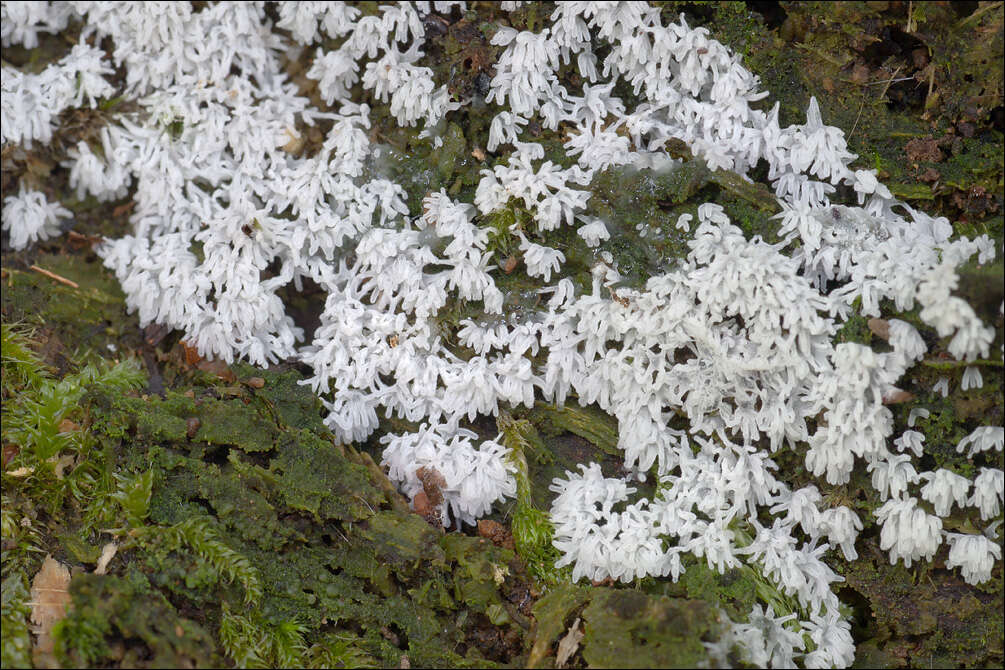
[30,556,72,661]
[2,443,19,468]
[66,229,102,249]
[181,340,202,366]
[478,519,516,551]
[195,357,237,382]
[556,617,584,669]
[415,466,448,526]
[883,388,915,404]
[57,419,80,433]
[416,466,447,510]
[245,376,265,389]
[111,200,135,217]
[867,317,891,340]
[412,490,432,517]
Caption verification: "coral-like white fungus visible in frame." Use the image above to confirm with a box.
[3,2,1002,666]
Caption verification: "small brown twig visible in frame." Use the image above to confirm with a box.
[29,265,79,289]
[847,99,866,143]
[877,66,903,102]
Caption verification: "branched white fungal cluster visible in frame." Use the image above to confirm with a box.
[2,2,1002,666]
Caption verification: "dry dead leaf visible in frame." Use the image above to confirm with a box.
[94,542,118,575]
[556,617,584,669]
[195,357,237,382]
[180,340,202,366]
[281,126,305,155]
[30,556,72,662]
[883,388,916,404]
[867,318,891,340]
[57,419,80,433]
[2,443,19,468]
[415,466,447,511]
[50,454,75,479]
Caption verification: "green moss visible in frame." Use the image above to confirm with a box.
[244,363,327,430]
[585,162,699,274]
[4,4,1003,667]
[497,413,568,586]
[527,582,591,668]
[530,402,620,458]
[527,582,726,669]
[843,541,1004,667]
[54,570,221,668]
[835,307,873,346]
[1,253,140,361]
[271,430,384,521]
[440,533,514,614]
[1,576,33,669]
[364,510,445,572]
[54,363,533,667]
[580,589,721,668]
[194,397,279,452]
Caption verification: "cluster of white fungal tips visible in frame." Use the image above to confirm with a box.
[2,2,1002,666]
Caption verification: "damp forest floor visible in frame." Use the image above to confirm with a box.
[2,2,1004,668]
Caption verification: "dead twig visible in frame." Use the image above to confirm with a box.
[877,66,903,102]
[29,265,78,289]
[957,1,1003,29]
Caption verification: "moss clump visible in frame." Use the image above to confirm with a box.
[54,570,220,668]
[1,253,143,365]
[843,539,1005,668]
[59,361,533,667]
[3,4,1003,667]
[581,589,720,668]
[1,577,33,669]
[527,582,723,669]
